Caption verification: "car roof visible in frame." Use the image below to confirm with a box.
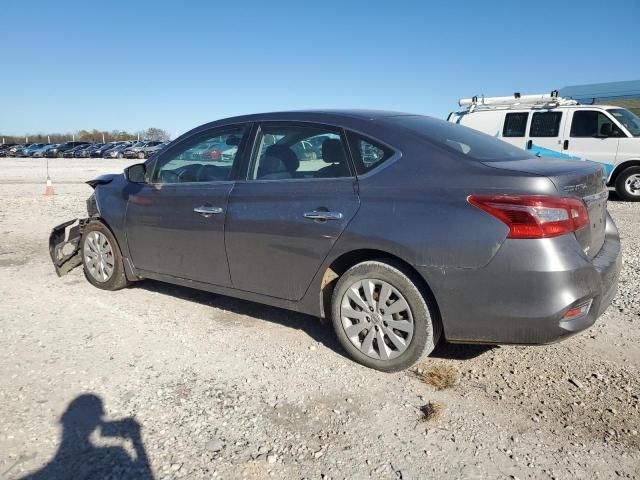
[181,109,424,141]
[219,109,414,123]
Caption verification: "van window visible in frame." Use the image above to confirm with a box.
[530,112,562,137]
[608,108,640,137]
[570,110,623,138]
[503,112,528,137]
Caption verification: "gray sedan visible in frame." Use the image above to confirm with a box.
[49,110,621,371]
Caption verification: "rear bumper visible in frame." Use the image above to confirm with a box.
[424,213,622,345]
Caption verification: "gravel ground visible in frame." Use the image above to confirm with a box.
[1,157,639,479]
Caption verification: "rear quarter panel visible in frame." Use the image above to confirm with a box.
[334,138,558,271]
[310,136,560,323]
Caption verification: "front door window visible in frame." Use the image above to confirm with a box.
[152,126,246,184]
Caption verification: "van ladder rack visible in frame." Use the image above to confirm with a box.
[458,91,577,112]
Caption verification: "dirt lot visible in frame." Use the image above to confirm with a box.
[1,157,639,479]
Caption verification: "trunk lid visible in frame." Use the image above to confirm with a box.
[482,158,608,259]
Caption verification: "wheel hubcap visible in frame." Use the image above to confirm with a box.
[624,174,640,196]
[83,231,115,282]
[340,279,414,361]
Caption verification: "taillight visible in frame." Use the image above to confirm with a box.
[467,195,589,239]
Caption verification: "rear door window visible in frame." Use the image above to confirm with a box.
[249,124,352,180]
[529,112,562,137]
[502,112,529,137]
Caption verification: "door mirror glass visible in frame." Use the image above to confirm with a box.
[125,163,146,183]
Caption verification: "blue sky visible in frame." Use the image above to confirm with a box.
[1,0,639,137]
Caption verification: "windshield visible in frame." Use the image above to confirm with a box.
[387,115,534,162]
[607,108,640,137]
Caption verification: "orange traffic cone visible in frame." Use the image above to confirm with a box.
[44,176,55,196]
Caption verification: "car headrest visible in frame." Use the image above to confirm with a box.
[260,155,287,176]
[322,138,345,164]
[226,135,241,146]
[264,144,299,173]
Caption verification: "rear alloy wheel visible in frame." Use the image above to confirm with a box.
[137,151,145,159]
[81,221,129,291]
[331,260,440,372]
[117,152,124,159]
[615,166,640,202]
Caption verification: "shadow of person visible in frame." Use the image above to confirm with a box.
[133,279,346,358]
[21,394,153,480]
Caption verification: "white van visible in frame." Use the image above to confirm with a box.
[448,92,640,201]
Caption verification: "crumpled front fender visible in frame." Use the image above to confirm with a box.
[49,218,89,276]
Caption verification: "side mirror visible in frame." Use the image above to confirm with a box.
[598,123,612,138]
[124,163,146,183]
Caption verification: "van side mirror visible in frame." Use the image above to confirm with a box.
[598,123,612,138]
[125,163,146,183]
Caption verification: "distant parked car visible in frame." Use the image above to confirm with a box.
[31,144,59,158]
[6,144,25,157]
[104,143,132,159]
[77,144,105,158]
[91,143,120,158]
[143,142,168,158]
[63,145,91,158]
[46,141,90,158]
[0,143,17,157]
[18,144,45,157]
[124,141,163,159]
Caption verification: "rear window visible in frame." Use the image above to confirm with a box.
[388,115,533,162]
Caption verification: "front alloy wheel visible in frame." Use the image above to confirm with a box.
[83,231,115,282]
[81,221,129,291]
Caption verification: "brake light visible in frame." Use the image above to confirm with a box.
[467,195,589,239]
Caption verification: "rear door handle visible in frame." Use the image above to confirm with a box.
[194,205,223,218]
[563,140,569,150]
[303,210,343,221]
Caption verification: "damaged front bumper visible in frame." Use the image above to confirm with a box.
[49,218,89,276]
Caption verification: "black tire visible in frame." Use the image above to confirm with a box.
[614,166,640,202]
[331,260,441,372]
[57,152,63,158]
[117,152,124,159]
[81,221,129,291]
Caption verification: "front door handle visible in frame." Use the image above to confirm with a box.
[303,210,343,221]
[194,205,223,218]
[563,140,569,150]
